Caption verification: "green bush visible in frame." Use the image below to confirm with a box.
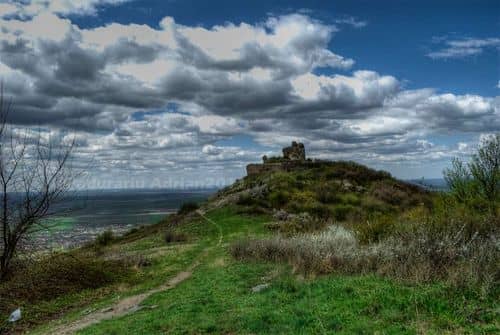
[355,214,399,244]
[268,190,289,208]
[360,196,391,214]
[236,194,257,206]
[95,230,114,246]
[316,184,339,204]
[177,201,200,215]
[444,134,499,211]
[304,203,331,219]
[340,193,361,206]
[266,214,329,235]
[332,204,356,221]
[323,161,392,184]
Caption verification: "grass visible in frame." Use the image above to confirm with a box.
[14,207,268,334]
[80,248,498,334]
[2,197,497,334]
[14,206,492,335]
[217,160,432,222]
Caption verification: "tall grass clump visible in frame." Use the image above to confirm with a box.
[232,211,499,292]
[231,225,373,275]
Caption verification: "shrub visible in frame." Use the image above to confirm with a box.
[304,203,332,219]
[236,194,257,206]
[360,196,391,214]
[268,190,289,208]
[323,161,392,185]
[444,158,474,204]
[331,204,356,221]
[266,213,330,235]
[232,214,500,291]
[339,193,361,206]
[468,134,500,205]
[444,134,499,211]
[164,229,188,243]
[95,230,114,246]
[236,204,269,215]
[380,217,499,289]
[370,181,409,206]
[0,254,129,317]
[230,225,360,274]
[178,201,200,215]
[355,214,399,244]
[316,184,339,204]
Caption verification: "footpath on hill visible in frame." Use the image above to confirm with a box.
[39,210,223,335]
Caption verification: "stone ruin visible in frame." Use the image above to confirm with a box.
[246,141,307,176]
[282,141,305,161]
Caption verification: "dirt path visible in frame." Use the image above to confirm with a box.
[196,209,223,246]
[40,210,221,335]
[44,260,199,335]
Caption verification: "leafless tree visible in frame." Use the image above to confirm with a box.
[0,84,77,280]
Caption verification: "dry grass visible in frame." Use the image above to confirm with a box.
[265,212,330,235]
[380,221,499,289]
[231,225,367,274]
[231,215,500,292]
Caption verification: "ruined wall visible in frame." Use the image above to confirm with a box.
[246,141,309,176]
[282,141,305,161]
[246,163,284,176]
[246,161,312,176]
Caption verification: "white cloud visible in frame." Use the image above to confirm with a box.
[1,0,131,18]
[202,144,222,155]
[0,10,498,184]
[427,37,500,59]
[334,16,368,28]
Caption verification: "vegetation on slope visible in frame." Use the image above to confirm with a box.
[0,136,498,334]
[229,136,499,294]
[215,160,432,222]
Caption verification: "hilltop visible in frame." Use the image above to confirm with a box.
[214,159,430,219]
[0,143,498,334]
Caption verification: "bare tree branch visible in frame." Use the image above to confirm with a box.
[0,83,78,280]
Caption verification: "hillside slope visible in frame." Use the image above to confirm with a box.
[1,160,498,334]
[212,160,431,219]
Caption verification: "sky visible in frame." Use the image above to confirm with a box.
[0,0,498,189]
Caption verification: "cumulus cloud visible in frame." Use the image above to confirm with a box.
[0,0,131,18]
[0,9,498,185]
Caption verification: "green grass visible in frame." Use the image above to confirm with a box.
[75,207,497,335]
[8,206,497,334]
[40,216,78,232]
[22,207,269,334]
[79,251,498,335]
